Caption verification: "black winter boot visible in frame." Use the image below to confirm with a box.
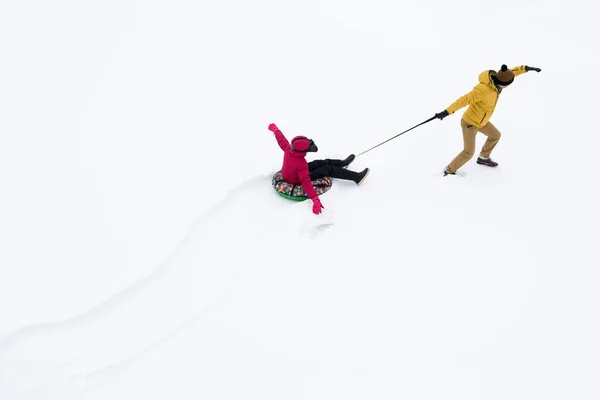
[340,154,355,168]
[476,157,499,167]
[355,168,370,185]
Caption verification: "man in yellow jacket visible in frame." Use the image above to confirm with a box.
[435,64,541,176]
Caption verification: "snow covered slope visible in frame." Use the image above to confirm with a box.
[1,1,599,399]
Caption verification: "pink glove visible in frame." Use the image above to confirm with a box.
[268,123,279,133]
[312,198,324,215]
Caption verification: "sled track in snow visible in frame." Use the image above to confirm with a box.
[25,267,243,393]
[0,174,271,356]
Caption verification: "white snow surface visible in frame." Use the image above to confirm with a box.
[1,0,599,399]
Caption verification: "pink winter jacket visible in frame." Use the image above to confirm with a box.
[273,129,319,201]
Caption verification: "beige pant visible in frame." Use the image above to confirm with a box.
[446,119,501,173]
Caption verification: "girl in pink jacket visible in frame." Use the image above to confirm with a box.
[269,123,370,215]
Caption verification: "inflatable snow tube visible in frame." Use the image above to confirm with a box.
[271,171,332,201]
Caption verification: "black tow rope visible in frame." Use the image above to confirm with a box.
[356,116,436,157]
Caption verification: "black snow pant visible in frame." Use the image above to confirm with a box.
[308,159,359,182]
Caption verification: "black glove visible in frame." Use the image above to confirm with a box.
[435,110,449,120]
[526,66,541,72]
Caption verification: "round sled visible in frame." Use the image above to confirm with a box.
[271,170,332,201]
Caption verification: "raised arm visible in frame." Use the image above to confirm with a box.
[511,65,527,77]
[520,65,542,75]
[268,123,290,151]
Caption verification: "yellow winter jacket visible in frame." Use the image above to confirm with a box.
[446,65,528,128]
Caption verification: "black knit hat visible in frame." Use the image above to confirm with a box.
[494,64,514,86]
